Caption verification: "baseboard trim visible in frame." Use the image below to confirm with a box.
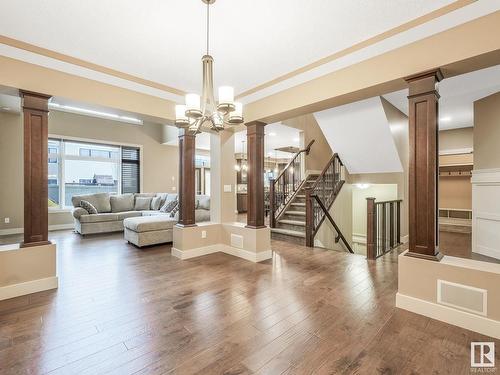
[0,276,58,301]
[0,224,74,236]
[474,245,500,260]
[396,292,500,339]
[400,235,409,244]
[172,244,272,263]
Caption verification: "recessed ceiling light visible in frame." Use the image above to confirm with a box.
[440,116,452,122]
[355,183,370,189]
[48,102,143,125]
[268,132,277,136]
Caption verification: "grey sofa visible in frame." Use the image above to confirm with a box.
[72,192,210,236]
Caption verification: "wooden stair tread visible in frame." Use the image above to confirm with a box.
[284,211,306,216]
[271,228,305,238]
[278,219,305,226]
[290,202,305,207]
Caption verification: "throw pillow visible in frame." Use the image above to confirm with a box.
[170,202,179,218]
[198,196,210,210]
[150,196,162,211]
[160,198,178,213]
[135,197,152,211]
[110,194,134,212]
[80,200,98,214]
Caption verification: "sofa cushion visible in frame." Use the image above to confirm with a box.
[71,193,111,213]
[195,209,210,222]
[116,211,143,220]
[135,197,152,211]
[196,195,210,210]
[80,200,98,214]
[123,216,177,232]
[80,213,119,223]
[160,197,178,213]
[110,194,135,212]
[141,210,170,217]
[72,207,89,220]
[134,193,156,198]
[150,196,162,211]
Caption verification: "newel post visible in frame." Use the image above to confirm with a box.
[366,197,376,260]
[269,178,276,228]
[305,187,313,247]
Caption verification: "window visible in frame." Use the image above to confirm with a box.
[48,138,141,209]
[121,147,140,194]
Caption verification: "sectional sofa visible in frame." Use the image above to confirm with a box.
[71,192,210,237]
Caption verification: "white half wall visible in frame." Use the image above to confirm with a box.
[471,169,500,260]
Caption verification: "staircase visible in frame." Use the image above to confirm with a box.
[270,150,353,253]
[270,174,318,243]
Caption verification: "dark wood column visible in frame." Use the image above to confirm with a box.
[20,91,52,247]
[245,121,266,229]
[177,129,196,227]
[405,69,443,261]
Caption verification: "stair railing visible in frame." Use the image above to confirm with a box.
[269,140,315,228]
[366,198,402,259]
[305,153,352,253]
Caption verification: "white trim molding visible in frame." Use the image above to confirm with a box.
[471,168,500,185]
[0,277,58,301]
[439,147,473,156]
[396,293,500,339]
[0,223,74,236]
[172,244,272,263]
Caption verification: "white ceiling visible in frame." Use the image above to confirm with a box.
[383,64,500,130]
[0,0,457,96]
[314,97,403,174]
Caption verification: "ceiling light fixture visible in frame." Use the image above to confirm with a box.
[175,0,243,132]
[49,102,143,125]
[440,116,452,122]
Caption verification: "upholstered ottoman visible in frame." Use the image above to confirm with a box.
[123,216,176,247]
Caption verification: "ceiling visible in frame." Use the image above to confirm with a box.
[315,97,403,174]
[383,64,500,130]
[0,0,461,97]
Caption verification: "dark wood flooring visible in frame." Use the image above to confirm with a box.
[0,230,498,374]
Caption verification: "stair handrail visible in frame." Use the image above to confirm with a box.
[269,139,315,228]
[305,153,349,251]
[311,195,354,253]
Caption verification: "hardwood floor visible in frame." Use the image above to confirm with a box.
[0,230,498,374]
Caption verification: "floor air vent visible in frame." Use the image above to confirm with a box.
[437,280,487,316]
[231,234,243,249]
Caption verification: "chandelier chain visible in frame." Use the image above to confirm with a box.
[206,1,210,55]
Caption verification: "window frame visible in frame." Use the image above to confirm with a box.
[48,134,143,210]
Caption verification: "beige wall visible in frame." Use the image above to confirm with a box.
[314,183,353,251]
[0,112,23,232]
[352,184,398,237]
[282,114,333,172]
[474,91,500,170]
[398,252,500,337]
[439,127,473,153]
[0,110,180,232]
[439,176,472,210]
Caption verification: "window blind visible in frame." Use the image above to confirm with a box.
[121,147,140,194]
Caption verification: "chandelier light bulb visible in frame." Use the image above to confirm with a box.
[175,105,190,128]
[228,102,244,124]
[185,93,202,118]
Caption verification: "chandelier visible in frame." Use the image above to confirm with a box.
[175,0,244,132]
